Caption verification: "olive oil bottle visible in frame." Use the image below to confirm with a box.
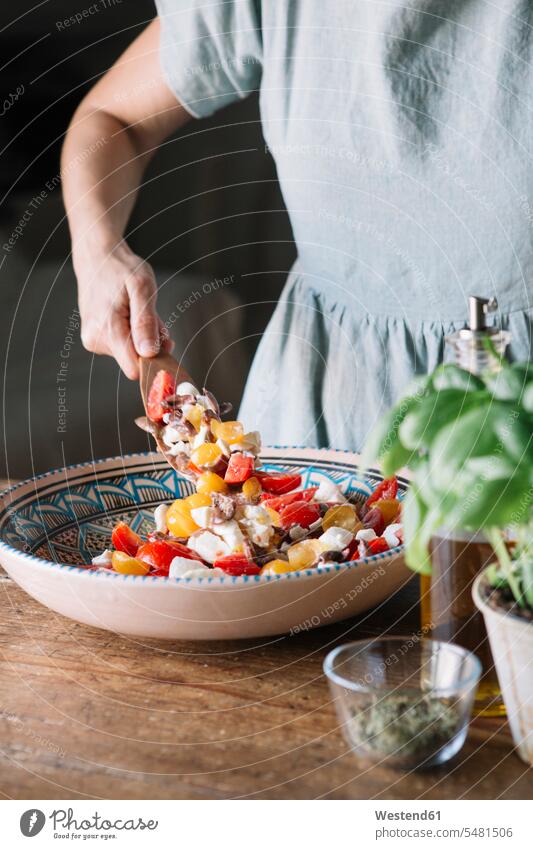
[420,296,511,717]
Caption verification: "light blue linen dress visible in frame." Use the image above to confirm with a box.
[156,0,532,450]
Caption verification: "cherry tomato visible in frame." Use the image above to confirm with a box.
[363,507,386,536]
[111,522,142,557]
[256,472,301,494]
[366,476,398,507]
[213,554,261,576]
[224,452,255,484]
[136,539,202,574]
[147,369,175,422]
[260,487,318,510]
[279,500,321,530]
[366,537,390,555]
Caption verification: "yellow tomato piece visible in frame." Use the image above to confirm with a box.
[261,559,294,575]
[287,539,324,570]
[112,550,150,575]
[184,492,212,510]
[166,499,199,537]
[184,404,203,432]
[191,442,222,468]
[265,506,281,526]
[211,419,244,444]
[322,504,362,534]
[196,471,229,495]
[373,498,401,524]
[242,476,262,500]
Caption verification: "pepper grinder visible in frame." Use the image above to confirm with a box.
[445,295,511,375]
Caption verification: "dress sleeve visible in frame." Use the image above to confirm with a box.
[154,0,263,118]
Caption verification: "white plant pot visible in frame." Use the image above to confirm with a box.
[473,572,533,766]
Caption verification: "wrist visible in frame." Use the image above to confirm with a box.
[71,230,126,270]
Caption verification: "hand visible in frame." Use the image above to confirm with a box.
[74,239,173,380]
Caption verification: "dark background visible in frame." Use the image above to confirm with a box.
[0,0,295,478]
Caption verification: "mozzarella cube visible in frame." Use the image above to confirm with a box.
[153,504,169,533]
[187,531,231,563]
[313,478,346,504]
[176,381,199,397]
[319,526,354,551]
[169,556,200,578]
[243,504,271,525]
[162,424,185,447]
[230,431,261,454]
[212,520,245,551]
[246,521,274,548]
[383,523,403,548]
[189,506,214,529]
[92,549,113,567]
[192,425,211,449]
[356,528,378,542]
[216,438,231,458]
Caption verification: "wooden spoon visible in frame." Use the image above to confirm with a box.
[136,352,196,477]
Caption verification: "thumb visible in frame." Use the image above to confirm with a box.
[127,270,159,358]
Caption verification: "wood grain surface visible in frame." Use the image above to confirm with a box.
[0,484,530,800]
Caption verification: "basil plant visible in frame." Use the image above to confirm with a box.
[363,359,533,609]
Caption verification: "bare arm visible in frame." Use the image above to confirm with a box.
[62,19,192,378]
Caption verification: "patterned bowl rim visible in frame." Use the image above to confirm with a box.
[0,448,406,586]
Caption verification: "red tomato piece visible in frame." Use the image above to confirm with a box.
[111,522,142,557]
[224,452,255,484]
[213,554,260,576]
[256,472,302,494]
[260,487,318,510]
[366,537,390,555]
[363,507,386,536]
[366,476,398,507]
[136,539,202,574]
[279,500,321,530]
[147,369,175,422]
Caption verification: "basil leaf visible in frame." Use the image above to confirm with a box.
[522,383,533,413]
[491,405,533,463]
[445,473,531,530]
[484,367,529,402]
[431,364,484,392]
[399,389,486,452]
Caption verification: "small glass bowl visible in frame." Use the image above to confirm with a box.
[324,637,481,769]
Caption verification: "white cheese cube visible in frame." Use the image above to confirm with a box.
[243,504,271,525]
[176,381,199,397]
[92,549,113,567]
[319,526,354,551]
[313,478,347,504]
[162,424,185,447]
[190,506,214,529]
[383,523,402,548]
[169,556,200,578]
[230,431,261,454]
[356,528,378,542]
[192,425,211,449]
[187,531,231,563]
[216,438,231,458]
[212,520,245,551]
[246,521,274,548]
[153,504,169,533]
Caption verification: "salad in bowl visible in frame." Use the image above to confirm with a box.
[94,371,404,581]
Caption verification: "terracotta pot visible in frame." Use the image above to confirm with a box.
[473,572,533,766]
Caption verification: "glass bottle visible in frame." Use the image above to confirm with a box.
[420,296,511,717]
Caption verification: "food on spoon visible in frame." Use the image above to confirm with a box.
[91,371,403,577]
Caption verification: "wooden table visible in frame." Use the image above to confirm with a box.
[0,483,529,800]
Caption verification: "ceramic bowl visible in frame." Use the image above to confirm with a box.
[0,448,410,640]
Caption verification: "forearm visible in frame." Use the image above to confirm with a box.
[62,107,150,268]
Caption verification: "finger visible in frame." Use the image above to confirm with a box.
[157,318,174,353]
[109,313,140,380]
[127,271,159,357]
